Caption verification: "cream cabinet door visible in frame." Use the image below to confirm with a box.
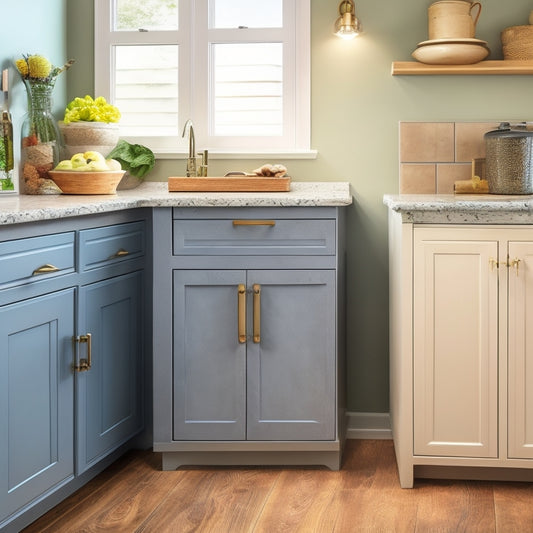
[507,241,533,459]
[413,229,499,458]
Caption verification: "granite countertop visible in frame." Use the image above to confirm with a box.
[383,193,533,224]
[0,181,352,225]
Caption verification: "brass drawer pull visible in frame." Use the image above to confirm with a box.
[74,333,92,372]
[32,263,60,276]
[232,220,276,227]
[110,248,130,259]
[253,284,261,343]
[238,284,246,343]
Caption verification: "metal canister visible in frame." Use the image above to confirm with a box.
[485,122,533,194]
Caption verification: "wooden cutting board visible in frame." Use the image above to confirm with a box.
[168,176,291,192]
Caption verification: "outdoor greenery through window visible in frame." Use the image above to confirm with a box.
[94,0,310,155]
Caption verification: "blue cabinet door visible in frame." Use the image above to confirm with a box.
[77,271,144,474]
[172,270,247,440]
[0,289,75,525]
[246,270,336,441]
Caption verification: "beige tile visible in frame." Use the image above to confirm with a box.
[437,163,471,193]
[400,164,436,193]
[400,122,454,163]
[455,122,499,162]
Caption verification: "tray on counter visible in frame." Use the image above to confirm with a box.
[168,176,291,192]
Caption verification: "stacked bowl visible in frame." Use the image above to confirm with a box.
[413,1,490,65]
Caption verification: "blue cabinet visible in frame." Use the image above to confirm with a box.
[0,289,75,524]
[153,207,346,470]
[172,269,335,442]
[77,271,144,474]
[0,212,148,532]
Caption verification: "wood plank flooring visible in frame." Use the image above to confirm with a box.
[23,440,533,532]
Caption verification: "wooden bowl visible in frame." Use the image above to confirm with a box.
[48,170,125,195]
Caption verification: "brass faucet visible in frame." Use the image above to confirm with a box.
[182,119,197,176]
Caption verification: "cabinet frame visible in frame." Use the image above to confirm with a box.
[388,216,533,488]
[153,207,346,470]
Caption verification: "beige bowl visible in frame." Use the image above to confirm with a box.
[412,41,489,64]
[48,170,125,195]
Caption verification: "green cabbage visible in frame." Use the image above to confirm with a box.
[107,140,155,178]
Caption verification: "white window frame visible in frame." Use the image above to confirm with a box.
[94,0,313,158]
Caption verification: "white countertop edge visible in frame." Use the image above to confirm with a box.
[0,181,353,226]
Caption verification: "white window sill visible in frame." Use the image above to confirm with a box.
[155,149,318,160]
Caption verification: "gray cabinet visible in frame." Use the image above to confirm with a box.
[0,212,148,532]
[153,207,345,470]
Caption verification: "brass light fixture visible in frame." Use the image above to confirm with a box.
[334,0,362,39]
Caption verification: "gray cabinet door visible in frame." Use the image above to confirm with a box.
[77,271,144,474]
[172,270,247,440]
[0,289,75,523]
[246,270,336,441]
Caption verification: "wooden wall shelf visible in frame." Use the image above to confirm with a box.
[391,60,533,76]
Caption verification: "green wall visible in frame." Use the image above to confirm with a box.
[7,0,533,414]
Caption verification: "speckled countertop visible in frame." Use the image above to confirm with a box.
[0,181,352,226]
[383,194,533,224]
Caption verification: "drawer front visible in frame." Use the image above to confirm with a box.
[173,219,336,256]
[0,232,75,286]
[80,221,145,271]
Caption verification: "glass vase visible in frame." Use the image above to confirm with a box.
[20,78,63,194]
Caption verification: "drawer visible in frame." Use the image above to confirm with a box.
[0,232,75,286]
[79,221,145,271]
[173,219,336,256]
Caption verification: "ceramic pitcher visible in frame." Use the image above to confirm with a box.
[428,1,482,40]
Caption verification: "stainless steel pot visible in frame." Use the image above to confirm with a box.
[485,122,533,195]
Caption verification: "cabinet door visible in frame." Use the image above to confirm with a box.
[0,289,75,523]
[508,241,533,459]
[172,270,246,440]
[413,231,498,457]
[246,270,336,441]
[77,272,144,474]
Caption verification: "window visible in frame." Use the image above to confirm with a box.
[94,0,311,155]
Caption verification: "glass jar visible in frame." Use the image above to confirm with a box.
[20,78,62,194]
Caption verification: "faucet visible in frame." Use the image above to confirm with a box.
[182,119,197,176]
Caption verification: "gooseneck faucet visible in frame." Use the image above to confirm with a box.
[182,119,197,176]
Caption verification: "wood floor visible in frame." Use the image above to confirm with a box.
[23,440,533,533]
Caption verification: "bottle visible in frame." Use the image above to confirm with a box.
[0,109,15,191]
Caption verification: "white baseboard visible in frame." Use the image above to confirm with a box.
[346,412,392,440]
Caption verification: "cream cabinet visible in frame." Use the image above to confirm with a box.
[388,216,533,488]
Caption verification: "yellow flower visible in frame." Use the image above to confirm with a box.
[15,59,28,77]
[28,55,52,79]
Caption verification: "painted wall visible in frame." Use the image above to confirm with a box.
[1,2,68,134]
[6,0,533,414]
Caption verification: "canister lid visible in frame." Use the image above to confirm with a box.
[485,122,533,139]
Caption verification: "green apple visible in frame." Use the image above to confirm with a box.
[105,158,122,171]
[71,153,87,168]
[54,159,73,170]
[83,150,106,163]
[86,159,109,171]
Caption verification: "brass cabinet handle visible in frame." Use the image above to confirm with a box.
[109,248,130,259]
[253,284,261,343]
[238,284,246,343]
[232,220,276,227]
[510,258,521,276]
[32,263,60,276]
[74,333,92,372]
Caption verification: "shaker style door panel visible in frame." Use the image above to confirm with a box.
[413,232,499,458]
[77,272,144,474]
[246,270,336,441]
[0,289,75,522]
[172,270,247,440]
[507,241,533,459]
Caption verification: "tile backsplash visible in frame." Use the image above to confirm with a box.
[399,121,499,193]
